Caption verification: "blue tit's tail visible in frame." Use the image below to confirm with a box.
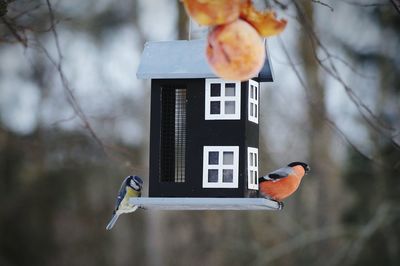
[106,213,120,230]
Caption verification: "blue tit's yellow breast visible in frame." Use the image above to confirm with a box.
[126,186,140,197]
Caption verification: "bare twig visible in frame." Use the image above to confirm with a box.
[50,114,78,127]
[324,240,353,266]
[344,203,393,265]
[271,0,289,10]
[0,16,28,47]
[278,37,377,162]
[390,0,400,14]
[291,0,400,150]
[338,0,388,7]
[38,0,148,174]
[43,0,105,153]
[11,3,43,20]
[260,226,346,265]
[311,0,334,11]
[319,54,378,80]
[45,0,62,62]
[254,203,395,266]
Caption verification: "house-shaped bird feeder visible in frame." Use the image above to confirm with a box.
[134,39,279,210]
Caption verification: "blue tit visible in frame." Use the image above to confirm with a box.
[106,175,143,230]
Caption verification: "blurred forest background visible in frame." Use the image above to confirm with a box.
[1,0,399,265]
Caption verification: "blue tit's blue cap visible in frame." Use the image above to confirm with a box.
[132,175,143,185]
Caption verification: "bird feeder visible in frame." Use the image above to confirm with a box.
[135,39,279,210]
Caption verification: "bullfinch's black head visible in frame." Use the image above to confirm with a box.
[288,162,310,173]
[127,175,143,191]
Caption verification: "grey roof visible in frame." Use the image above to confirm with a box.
[136,39,273,82]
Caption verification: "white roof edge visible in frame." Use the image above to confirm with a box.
[136,39,273,82]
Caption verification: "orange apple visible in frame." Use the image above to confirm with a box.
[181,0,240,26]
[206,19,265,81]
[240,0,287,37]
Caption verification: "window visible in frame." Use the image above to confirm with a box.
[203,146,239,188]
[205,79,241,120]
[248,147,259,190]
[160,87,186,183]
[248,79,259,124]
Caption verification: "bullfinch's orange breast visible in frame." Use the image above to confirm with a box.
[260,175,301,201]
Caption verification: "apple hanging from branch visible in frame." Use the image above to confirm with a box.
[181,0,287,81]
[206,19,265,81]
[181,0,241,26]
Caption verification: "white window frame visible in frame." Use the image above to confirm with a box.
[248,79,259,124]
[205,78,241,120]
[247,147,259,190]
[203,146,239,188]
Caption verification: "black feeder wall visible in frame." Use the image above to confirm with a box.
[136,40,274,199]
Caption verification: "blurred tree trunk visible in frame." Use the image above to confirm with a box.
[130,1,166,265]
[297,0,341,262]
[143,3,189,266]
[178,1,188,40]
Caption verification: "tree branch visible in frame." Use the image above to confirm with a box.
[311,0,334,12]
[0,16,28,47]
[278,36,378,163]
[338,0,388,7]
[271,0,289,10]
[291,0,400,151]
[257,226,347,265]
[344,203,393,265]
[40,1,148,173]
[390,0,400,14]
[43,0,106,154]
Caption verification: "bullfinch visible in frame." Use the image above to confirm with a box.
[106,175,143,230]
[259,162,310,209]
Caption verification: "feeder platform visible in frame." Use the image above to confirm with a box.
[129,197,281,210]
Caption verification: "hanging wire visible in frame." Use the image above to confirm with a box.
[188,16,192,40]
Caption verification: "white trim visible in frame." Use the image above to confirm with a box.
[205,79,241,120]
[248,79,259,124]
[247,147,259,190]
[203,146,239,188]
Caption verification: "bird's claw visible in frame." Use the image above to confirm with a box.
[270,200,284,210]
[260,194,284,210]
